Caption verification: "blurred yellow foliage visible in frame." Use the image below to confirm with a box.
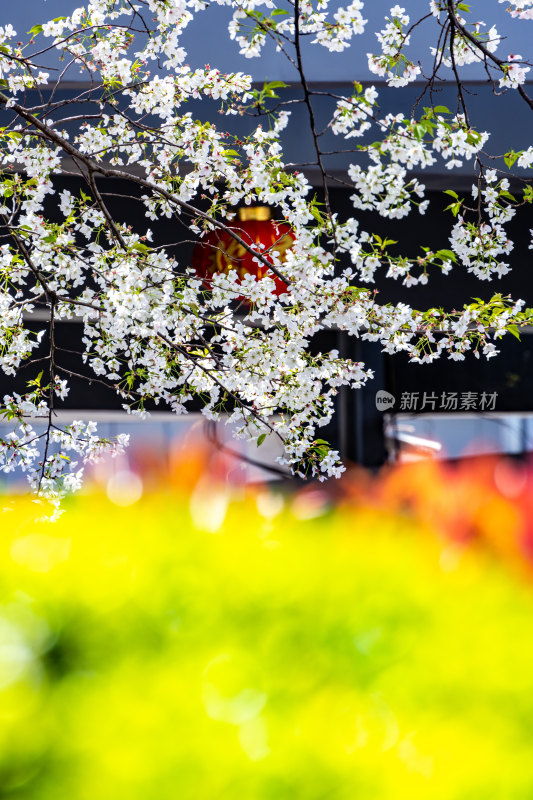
[1,467,533,798]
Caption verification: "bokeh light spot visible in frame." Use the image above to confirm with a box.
[106,471,143,506]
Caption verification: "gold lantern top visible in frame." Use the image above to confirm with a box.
[237,206,272,222]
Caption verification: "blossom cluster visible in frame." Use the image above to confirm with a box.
[430,17,501,68]
[367,5,421,86]
[499,54,531,88]
[330,84,378,139]
[500,0,533,20]
[0,393,128,515]
[228,0,367,58]
[450,171,515,280]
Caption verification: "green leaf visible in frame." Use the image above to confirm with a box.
[499,190,517,202]
[435,249,457,262]
[504,150,520,169]
[457,2,470,11]
[433,105,450,114]
[466,132,482,146]
[257,433,267,447]
[310,205,323,223]
[444,201,462,217]
[443,189,459,199]
[27,24,43,36]
[507,324,521,341]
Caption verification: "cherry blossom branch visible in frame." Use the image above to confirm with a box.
[0,92,291,286]
[293,0,336,248]
[446,0,533,111]
[38,297,56,493]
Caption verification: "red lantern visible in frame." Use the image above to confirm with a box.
[192,206,294,296]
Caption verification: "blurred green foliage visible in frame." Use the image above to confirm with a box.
[1,485,533,799]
